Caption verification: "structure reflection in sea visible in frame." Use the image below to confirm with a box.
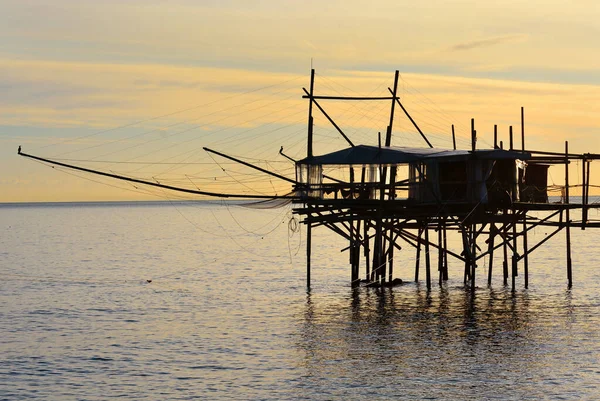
[1,202,598,400]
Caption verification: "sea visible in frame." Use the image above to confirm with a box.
[1,201,599,400]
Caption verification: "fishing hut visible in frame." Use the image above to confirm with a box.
[293,70,600,291]
[18,69,600,291]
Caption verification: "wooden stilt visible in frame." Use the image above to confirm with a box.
[487,223,495,286]
[503,216,509,286]
[381,222,388,284]
[585,160,591,227]
[463,226,471,284]
[565,141,573,288]
[364,221,370,281]
[438,221,443,286]
[415,225,422,282]
[582,157,588,230]
[307,220,312,290]
[351,216,360,288]
[470,223,476,292]
[425,224,431,290]
[512,211,518,291]
[442,221,449,281]
[523,216,529,289]
[388,230,395,283]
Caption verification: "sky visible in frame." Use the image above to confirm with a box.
[2,0,600,202]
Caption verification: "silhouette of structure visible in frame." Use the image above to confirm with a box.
[19,70,600,291]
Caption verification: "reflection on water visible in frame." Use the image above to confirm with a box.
[297,285,597,400]
[1,202,599,400]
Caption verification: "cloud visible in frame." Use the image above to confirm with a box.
[449,34,528,51]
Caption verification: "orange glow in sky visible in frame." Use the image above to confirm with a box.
[2,0,599,201]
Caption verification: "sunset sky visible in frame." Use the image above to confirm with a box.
[2,0,599,202]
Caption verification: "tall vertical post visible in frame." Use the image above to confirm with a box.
[307,69,315,158]
[584,160,591,228]
[503,220,509,286]
[386,70,399,147]
[351,218,361,288]
[471,119,476,152]
[425,224,431,290]
[364,221,370,281]
[305,68,315,291]
[452,124,456,150]
[463,226,471,284]
[523,218,529,289]
[494,125,498,149]
[388,167,397,283]
[521,107,525,151]
[415,225,422,282]
[511,211,518,291]
[509,126,514,150]
[582,156,587,230]
[442,221,448,281]
[565,141,573,288]
[470,223,476,292]
[438,221,443,286]
[307,219,312,290]
[487,224,495,286]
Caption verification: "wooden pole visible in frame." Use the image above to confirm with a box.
[390,90,433,148]
[452,125,456,150]
[388,167,397,283]
[307,69,315,158]
[503,219,509,286]
[415,225,422,282]
[425,225,431,290]
[307,219,312,290]
[582,156,587,230]
[487,224,495,286]
[494,125,498,149]
[350,214,358,288]
[509,126,514,150]
[438,221,443,286]
[386,71,399,147]
[521,107,528,287]
[471,118,476,152]
[511,211,518,291]
[565,141,573,288]
[470,223,476,292]
[585,160,591,227]
[442,221,449,281]
[364,221,371,281]
[463,227,469,284]
[521,107,525,151]
[523,216,529,289]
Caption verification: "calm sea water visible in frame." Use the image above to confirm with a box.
[1,201,599,400]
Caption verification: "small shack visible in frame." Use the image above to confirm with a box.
[295,145,533,207]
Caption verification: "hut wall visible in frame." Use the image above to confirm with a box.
[486,159,518,206]
[296,164,323,198]
[438,161,468,201]
[521,164,549,203]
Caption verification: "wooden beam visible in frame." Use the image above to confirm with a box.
[303,88,355,147]
[203,147,297,184]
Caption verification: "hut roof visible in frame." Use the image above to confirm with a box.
[297,145,530,165]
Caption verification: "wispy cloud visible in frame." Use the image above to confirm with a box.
[450,34,528,51]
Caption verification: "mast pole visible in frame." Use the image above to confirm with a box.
[307,69,315,158]
[385,70,399,147]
